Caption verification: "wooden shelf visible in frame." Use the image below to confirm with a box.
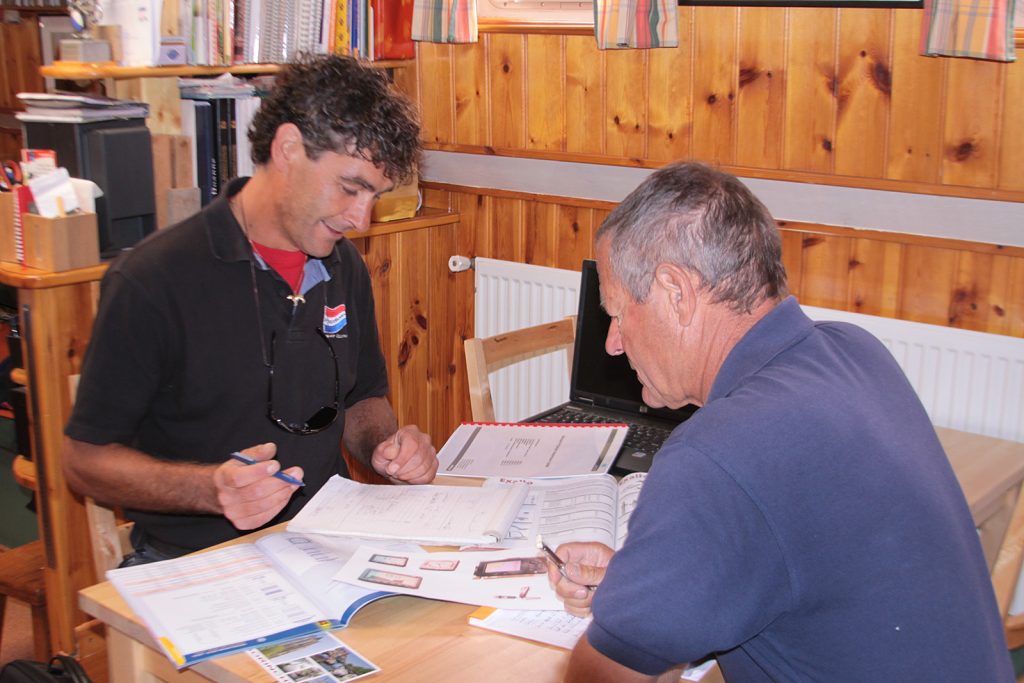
[0,261,107,290]
[0,207,456,289]
[40,59,413,81]
[348,207,460,239]
[0,5,66,14]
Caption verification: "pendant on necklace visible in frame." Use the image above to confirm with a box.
[287,293,306,305]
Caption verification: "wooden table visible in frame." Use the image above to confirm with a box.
[81,585,575,683]
[78,427,1024,683]
[937,427,1024,568]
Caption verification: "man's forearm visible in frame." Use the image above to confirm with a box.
[63,436,220,514]
[342,396,398,467]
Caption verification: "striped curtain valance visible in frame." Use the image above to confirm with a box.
[920,0,1017,61]
[412,0,479,44]
[594,0,679,49]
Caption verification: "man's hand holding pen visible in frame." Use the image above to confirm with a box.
[541,540,615,618]
[371,425,438,484]
[215,442,304,531]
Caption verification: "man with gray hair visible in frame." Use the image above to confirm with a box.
[547,162,1012,681]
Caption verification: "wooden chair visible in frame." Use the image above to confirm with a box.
[0,539,50,661]
[64,374,133,577]
[464,317,576,422]
[0,455,51,661]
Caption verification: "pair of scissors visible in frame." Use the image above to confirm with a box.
[0,160,22,192]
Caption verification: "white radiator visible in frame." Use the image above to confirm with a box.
[474,258,582,422]
[802,306,1024,443]
[473,259,1024,442]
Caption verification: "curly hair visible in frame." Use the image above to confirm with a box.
[248,53,421,185]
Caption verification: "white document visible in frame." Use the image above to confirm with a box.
[437,422,629,478]
[468,606,590,649]
[287,475,529,545]
[27,167,79,217]
[492,472,647,551]
[334,545,563,610]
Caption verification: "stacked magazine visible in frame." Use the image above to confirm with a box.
[16,91,149,123]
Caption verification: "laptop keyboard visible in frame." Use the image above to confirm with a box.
[533,407,674,454]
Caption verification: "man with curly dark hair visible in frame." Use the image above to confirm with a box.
[62,54,438,563]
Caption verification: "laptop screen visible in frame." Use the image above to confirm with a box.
[570,259,697,422]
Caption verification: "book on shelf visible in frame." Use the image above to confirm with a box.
[436,422,629,479]
[372,0,414,60]
[287,474,529,545]
[191,99,214,205]
[215,97,232,191]
[105,531,394,669]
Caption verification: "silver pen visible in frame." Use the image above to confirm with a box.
[536,535,598,590]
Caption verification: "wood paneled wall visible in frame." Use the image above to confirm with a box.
[374,29,1024,441]
[411,10,1024,201]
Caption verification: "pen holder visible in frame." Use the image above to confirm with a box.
[21,211,100,272]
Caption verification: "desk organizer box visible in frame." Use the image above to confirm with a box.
[1,192,100,272]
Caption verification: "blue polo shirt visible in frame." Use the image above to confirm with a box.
[587,297,1012,681]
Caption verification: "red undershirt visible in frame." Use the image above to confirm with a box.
[251,242,307,294]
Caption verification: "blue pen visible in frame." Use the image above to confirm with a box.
[229,452,305,487]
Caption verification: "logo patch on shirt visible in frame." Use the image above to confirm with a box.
[323,304,348,334]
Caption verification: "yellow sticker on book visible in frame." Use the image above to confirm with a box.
[160,637,185,666]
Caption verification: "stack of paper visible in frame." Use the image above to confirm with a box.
[16,91,149,123]
[436,422,629,479]
[287,475,529,545]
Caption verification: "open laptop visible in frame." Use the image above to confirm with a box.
[527,259,698,475]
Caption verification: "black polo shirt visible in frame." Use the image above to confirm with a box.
[65,178,389,553]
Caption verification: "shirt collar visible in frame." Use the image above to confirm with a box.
[206,176,342,279]
[707,296,813,402]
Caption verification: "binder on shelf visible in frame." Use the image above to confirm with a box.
[215,98,231,192]
[193,100,214,206]
[372,0,414,60]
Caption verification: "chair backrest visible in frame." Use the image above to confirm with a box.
[463,317,576,422]
[67,374,133,577]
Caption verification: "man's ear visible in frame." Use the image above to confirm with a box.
[269,123,305,171]
[653,263,698,328]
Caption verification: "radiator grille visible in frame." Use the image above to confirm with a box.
[802,306,1024,443]
[474,258,581,422]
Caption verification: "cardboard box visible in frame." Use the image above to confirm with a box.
[371,176,420,223]
[21,211,100,272]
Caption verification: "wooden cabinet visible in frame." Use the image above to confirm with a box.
[0,10,46,155]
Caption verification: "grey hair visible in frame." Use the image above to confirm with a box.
[595,161,788,313]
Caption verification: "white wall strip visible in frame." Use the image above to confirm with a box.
[422,151,1024,248]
